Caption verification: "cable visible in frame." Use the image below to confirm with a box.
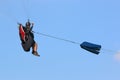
[32,31,81,45]
[32,31,119,54]
[21,0,30,19]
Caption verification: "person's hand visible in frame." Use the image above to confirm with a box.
[32,23,34,26]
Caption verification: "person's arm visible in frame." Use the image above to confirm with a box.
[30,23,34,31]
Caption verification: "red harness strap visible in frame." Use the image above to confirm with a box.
[19,25,25,42]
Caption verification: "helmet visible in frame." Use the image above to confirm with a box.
[26,21,31,26]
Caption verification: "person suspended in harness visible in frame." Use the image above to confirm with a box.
[19,20,40,57]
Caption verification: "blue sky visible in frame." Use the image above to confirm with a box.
[0,0,120,80]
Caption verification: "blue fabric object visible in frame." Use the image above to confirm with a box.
[80,41,101,55]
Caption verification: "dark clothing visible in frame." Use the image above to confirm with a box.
[21,26,35,52]
[21,35,35,51]
[25,26,33,35]
[23,26,34,38]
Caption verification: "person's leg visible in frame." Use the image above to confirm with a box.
[32,42,40,57]
[33,42,37,51]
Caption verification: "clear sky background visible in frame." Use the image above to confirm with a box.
[0,0,120,80]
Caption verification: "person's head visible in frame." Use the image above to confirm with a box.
[26,20,31,29]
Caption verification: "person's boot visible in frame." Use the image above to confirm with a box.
[32,51,40,57]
